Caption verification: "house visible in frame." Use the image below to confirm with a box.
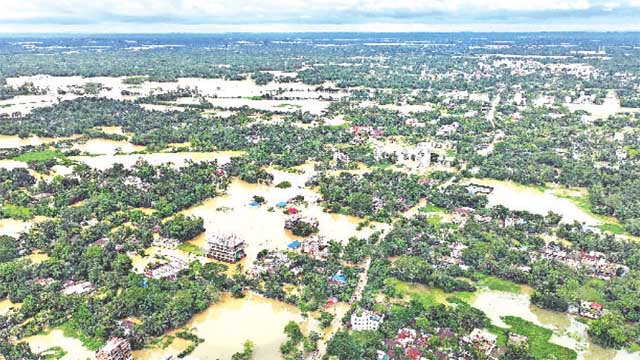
[249,251,293,277]
[324,296,338,310]
[464,328,497,357]
[330,271,347,285]
[287,207,298,215]
[62,281,96,296]
[578,301,604,319]
[465,183,494,195]
[144,260,187,281]
[287,240,301,250]
[300,236,329,259]
[96,338,132,360]
[117,320,136,336]
[205,234,246,263]
[508,332,528,347]
[351,309,384,331]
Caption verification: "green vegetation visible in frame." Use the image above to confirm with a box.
[13,150,65,162]
[1,204,33,220]
[475,273,521,294]
[59,322,105,351]
[498,316,577,360]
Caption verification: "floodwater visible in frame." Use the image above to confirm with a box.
[180,163,379,264]
[3,75,342,116]
[22,329,94,360]
[133,293,305,360]
[471,289,639,359]
[72,138,145,155]
[0,218,31,237]
[69,151,242,170]
[0,159,28,170]
[0,298,22,316]
[0,135,68,149]
[467,178,600,225]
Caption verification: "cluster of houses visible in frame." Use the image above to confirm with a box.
[287,235,330,260]
[205,233,247,263]
[284,215,320,233]
[536,244,629,280]
[249,251,300,278]
[377,326,499,360]
[437,241,469,270]
[96,337,132,360]
[373,141,435,169]
[346,125,385,140]
[144,258,188,281]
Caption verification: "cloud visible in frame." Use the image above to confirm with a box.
[1,0,639,31]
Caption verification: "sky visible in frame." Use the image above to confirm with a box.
[1,0,640,33]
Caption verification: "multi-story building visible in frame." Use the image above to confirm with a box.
[350,309,384,331]
[205,234,246,263]
[96,338,132,360]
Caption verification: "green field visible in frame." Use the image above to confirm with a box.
[13,150,65,162]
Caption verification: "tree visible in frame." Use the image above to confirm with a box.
[0,236,19,262]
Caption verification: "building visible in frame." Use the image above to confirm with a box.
[464,328,497,357]
[62,281,95,296]
[350,309,384,331]
[144,260,187,281]
[578,301,604,319]
[96,338,132,360]
[205,234,246,263]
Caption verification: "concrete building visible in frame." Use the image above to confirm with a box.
[205,234,246,263]
[96,338,132,360]
[350,309,384,331]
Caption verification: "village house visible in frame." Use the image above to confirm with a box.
[96,337,133,360]
[463,328,498,358]
[62,280,96,296]
[508,332,528,347]
[569,301,604,320]
[249,251,294,277]
[300,236,329,259]
[439,242,469,270]
[205,233,247,263]
[117,319,136,336]
[284,215,319,232]
[465,183,494,195]
[144,259,187,281]
[350,309,384,331]
[452,207,475,224]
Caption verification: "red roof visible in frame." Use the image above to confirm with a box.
[287,208,298,214]
[591,302,603,310]
[406,347,421,359]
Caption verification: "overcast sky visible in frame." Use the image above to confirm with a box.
[2,0,640,33]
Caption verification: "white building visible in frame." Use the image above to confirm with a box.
[350,309,384,331]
